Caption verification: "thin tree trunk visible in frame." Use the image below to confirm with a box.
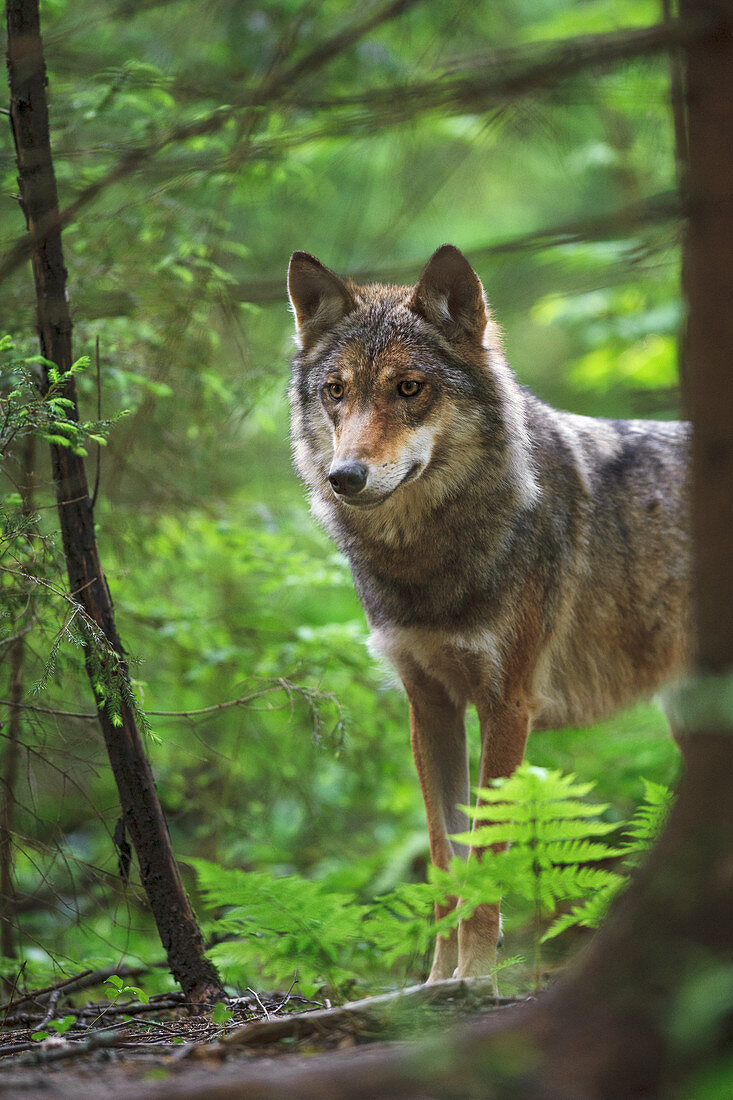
[5,0,223,1003]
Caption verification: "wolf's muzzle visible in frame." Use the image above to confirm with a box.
[329,460,368,498]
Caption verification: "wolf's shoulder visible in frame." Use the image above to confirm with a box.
[521,391,689,466]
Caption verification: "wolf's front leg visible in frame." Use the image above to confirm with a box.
[455,698,531,986]
[400,664,470,983]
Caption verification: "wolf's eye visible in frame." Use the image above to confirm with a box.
[398,380,421,397]
[326,381,344,400]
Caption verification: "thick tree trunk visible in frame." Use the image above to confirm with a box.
[510,6,733,1091]
[449,7,733,1095]
[681,0,733,673]
[5,0,223,1003]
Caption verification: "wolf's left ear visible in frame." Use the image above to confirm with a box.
[409,245,488,342]
[288,251,356,350]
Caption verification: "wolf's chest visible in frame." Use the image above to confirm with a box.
[348,540,502,632]
[369,624,505,706]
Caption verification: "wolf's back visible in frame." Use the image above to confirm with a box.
[525,399,691,727]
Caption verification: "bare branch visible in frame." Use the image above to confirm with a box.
[220,978,522,1050]
[232,191,680,305]
[0,19,703,294]
[286,18,706,114]
[0,0,425,289]
[0,682,330,720]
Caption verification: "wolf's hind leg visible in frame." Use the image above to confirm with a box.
[455,699,531,987]
[400,663,470,984]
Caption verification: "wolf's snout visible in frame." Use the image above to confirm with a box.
[329,461,368,497]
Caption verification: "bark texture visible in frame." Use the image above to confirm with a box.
[681,0,733,673]
[5,0,223,1003]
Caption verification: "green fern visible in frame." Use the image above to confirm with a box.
[620,779,673,856]
[191,766,672,997]
[542,777,673,942]
[438,764,630,986]
[192,859,437,996]
[447,765,626,906]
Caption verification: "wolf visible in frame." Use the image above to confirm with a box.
[287,244,691,987]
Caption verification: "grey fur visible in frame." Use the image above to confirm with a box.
[288,244,691,981]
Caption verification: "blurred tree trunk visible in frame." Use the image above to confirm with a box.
[505,9,733,1091]
[5,0,224,1003]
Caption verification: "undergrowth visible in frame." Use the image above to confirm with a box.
[193,764,672,997]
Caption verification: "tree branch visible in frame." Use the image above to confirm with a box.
[0,679,340,721]
[0,0,425,290]
[0,18,705,292]
[232,191,681,305]
[220,977,521,1050]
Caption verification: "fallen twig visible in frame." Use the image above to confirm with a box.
[0,1039,36,1056]
[37,989,60,1030]
[11,1030,185,1064]
[221,977,522,1050]
[76,996,183,1021]
[0,968,93,1016]
[14,1028,133,1065]
[246,986,271,1020]
[0,961,26,1024]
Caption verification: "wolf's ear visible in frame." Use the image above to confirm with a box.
[288,252,355,350]
[410,245,488,342]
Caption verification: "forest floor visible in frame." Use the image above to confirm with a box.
[0,975,526,1098]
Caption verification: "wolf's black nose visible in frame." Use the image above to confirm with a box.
[329,461,368,496]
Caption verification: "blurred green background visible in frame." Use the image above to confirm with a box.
[0,0,683,990]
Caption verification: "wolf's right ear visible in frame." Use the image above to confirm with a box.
[288,252,356,350]
[410,244,488,342]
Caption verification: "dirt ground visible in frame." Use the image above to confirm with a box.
[0,977,519,1099]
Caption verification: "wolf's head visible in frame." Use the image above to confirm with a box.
[288,245,535,533]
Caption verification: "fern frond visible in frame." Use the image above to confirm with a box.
[542,888,618,941]
[468,797,610,823]
[620,780,673,855]
[543,839,626,864]
[475,767,597,804]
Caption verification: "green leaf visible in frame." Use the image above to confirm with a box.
[211,1001,233,1025]
[124,985,149,1004]
[69,356,91,372]
[49,1015,76,1035]
[41,433,72,447]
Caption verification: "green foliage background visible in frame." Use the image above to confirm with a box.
[0,0,682,992]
